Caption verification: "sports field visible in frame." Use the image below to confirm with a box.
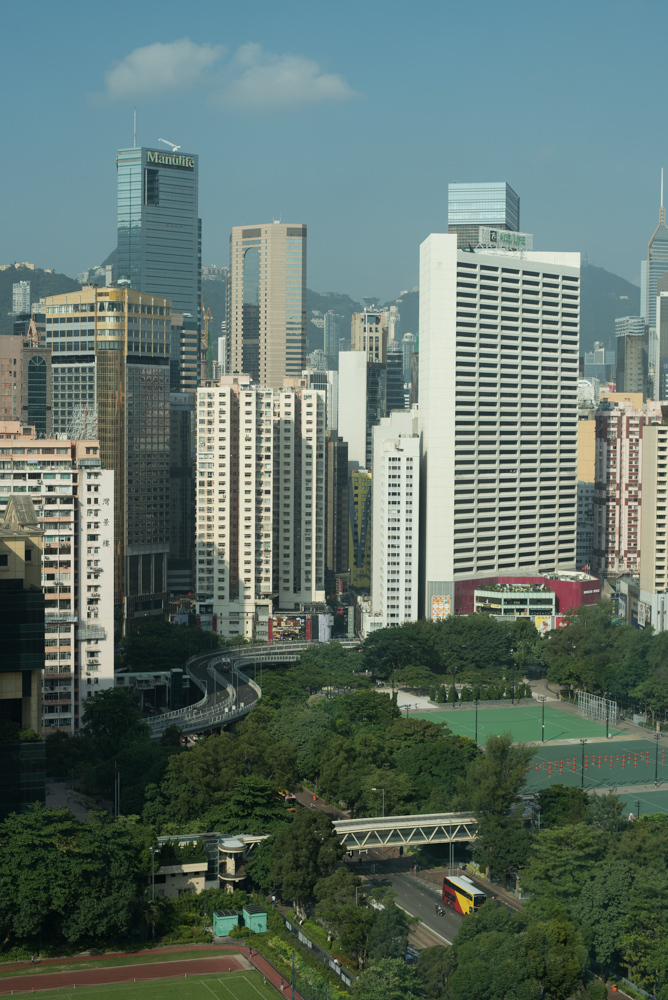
[414,704,622,745]
[525,739,668,791]
[3,972,277,1000]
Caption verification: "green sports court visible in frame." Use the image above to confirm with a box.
[3,973,278,1000]
[414,703,623,745]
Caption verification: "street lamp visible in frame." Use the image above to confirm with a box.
[148,846,157,944]
[579,739,587,790]
[371,787,385,818]
[655,732,662,787]
[474,698,478,745]
[539,696,546,743]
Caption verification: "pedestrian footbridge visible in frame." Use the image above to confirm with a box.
[333,812,478,848]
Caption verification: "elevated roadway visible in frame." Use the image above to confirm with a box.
[145,639,358,739]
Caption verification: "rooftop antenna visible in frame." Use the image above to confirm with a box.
[133,108,137,149]
[159,138,181,153]
[662,168,665,225]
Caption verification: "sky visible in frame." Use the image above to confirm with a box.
[1,0,667,302]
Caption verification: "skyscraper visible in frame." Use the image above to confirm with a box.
[42,285,171,621]
[195,377,325,638]
[228,223,306,388]
[615,316,647,395]
[448,182,520,249]
[593,396,662,577]
[351,309,388,362]
[419,234,580,617]
[116,145,201,327]
[645,174,668,332]
[369,410,420,628]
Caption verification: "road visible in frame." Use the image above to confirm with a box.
[367,870,461,945]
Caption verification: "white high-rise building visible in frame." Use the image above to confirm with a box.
[12,281,31,315]
[195,377,326,638]
[0,421,114,731]
[368,410,420,630]
[338,352,367,468]
[419,234,580,617]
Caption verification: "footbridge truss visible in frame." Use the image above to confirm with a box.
[333,812,478,848]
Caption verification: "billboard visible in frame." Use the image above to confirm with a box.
[432,595,451,621]
[534,615,552,635]
[318,614,333,643]
[270,615,308,642]
[479,227,534,250]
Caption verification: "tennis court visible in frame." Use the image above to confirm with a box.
[525,739,667,792]
[3,972,277,1000]
[414,704,622,745]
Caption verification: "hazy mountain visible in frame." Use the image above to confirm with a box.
[0,257,640,361]
[0,265,79,336]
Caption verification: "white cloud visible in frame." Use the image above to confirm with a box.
[219,43,357,111]
[105,39,224,101]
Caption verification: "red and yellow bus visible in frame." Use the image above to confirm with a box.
[442,875,486,915]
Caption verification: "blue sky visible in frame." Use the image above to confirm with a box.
[1,0,666,300]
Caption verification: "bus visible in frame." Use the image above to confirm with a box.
[442,875,486,915]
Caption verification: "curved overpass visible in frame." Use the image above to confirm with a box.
[145,639,358,739]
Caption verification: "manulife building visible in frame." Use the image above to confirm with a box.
[116,146,201,328]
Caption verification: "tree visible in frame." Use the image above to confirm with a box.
[0,806,144,950]
[622,867,668,998]
[537,785,590,828]
[631,665,668,724]
[572,859,634,971]
[521,823,602,913]
[350,958,421,1000]
[366,902,410,961]
[269,809,343,918]
[456,733,534,883]
[81,687,146,755]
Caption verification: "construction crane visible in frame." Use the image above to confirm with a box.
[158,138,181,152]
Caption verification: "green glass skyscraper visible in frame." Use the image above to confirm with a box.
[116,146,201,327]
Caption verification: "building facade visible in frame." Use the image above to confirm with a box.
[116,146,201,329]
[419,234,580,618]
[0,495,45,817]
[227,224,306,389]
[196,378,325,638]
[41,285,171,621]
[12,281,31,316]
[615,316,647,396]
[639,421,668,631]
[447,181,520,249]
[0,422,114,731]
[0,334,53,434]
[593,398,663,577]
[169,391,196,594]
[325,431,348,598]
[349,468,372,591]
[351,309,388,362]
[369,410,420,628]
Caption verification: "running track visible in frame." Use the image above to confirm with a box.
[0,949,306,1000]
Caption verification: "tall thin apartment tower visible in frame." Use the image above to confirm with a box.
[419,234,580,617]
[196,377,325,638]
[228,224,306,388]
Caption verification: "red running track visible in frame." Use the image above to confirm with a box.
[0,956,244,995]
